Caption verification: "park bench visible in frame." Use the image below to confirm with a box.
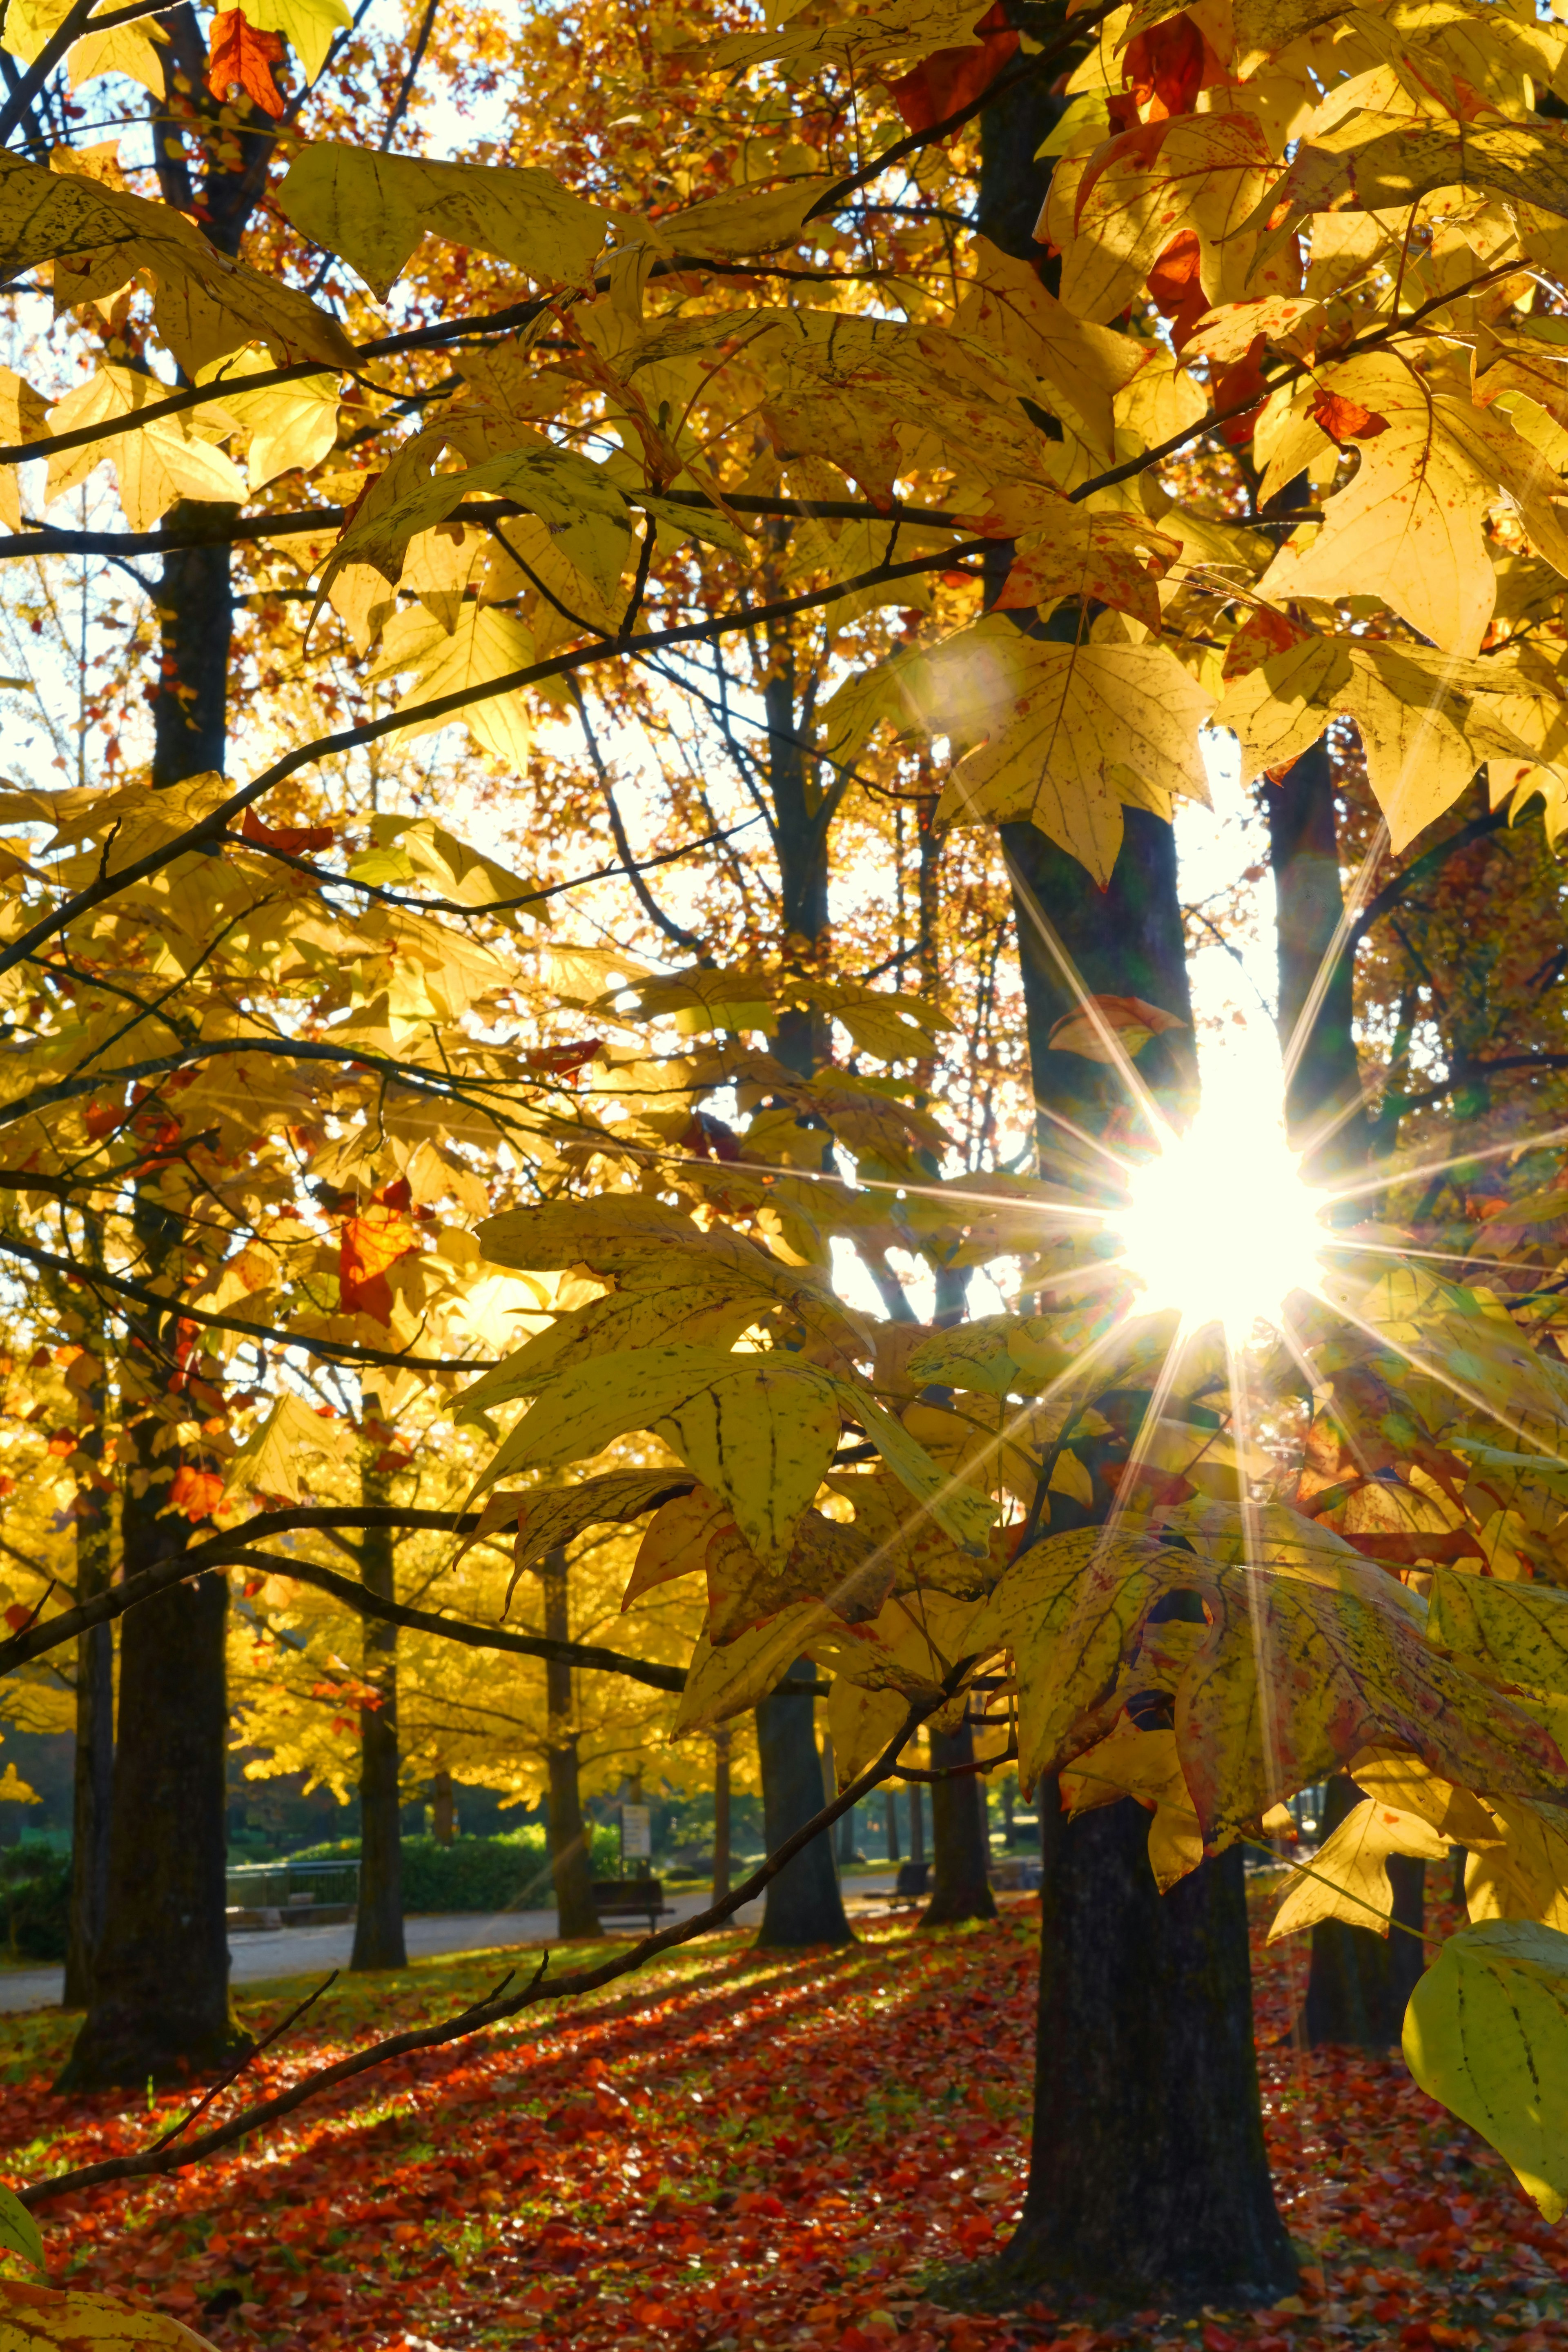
[590,1878,670,1932]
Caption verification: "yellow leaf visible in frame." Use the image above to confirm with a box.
[241,0,350,80]
[1060,110,1273,325]
[45,366,247,530]
[832,1383,1000,1558]
[1463,1800,1568,1935]
[0,151,354,372]
[1255,356,1499,659]
[653,178,838,259]
[0,367,47,531]
[953,238,1143,468]
[670,1606,826,1735]
[454,1281,762,1417]
[1404,1918,1568,2221]
[0,0,72,63]
[222,1390,352,1507]
[490,1469,695,1587]
[67,13,167,95]
[656,1355,843,1565]
[1349,1746,1505,1846]
[1267,1796,1452,1941]
[1354,120,1568,224]
[621,1487,728,1609]
[0,1763,39,1804]
[991,507,1182,635]
[911,620,1213,886]
[385,606,536,772]
[278,146,608,303]
[1429,1566,1568,1695]
[0,2281,218,2352]
[710,0,989,74]
[199,351,339,488]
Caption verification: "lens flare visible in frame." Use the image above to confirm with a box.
[1116,1098,1326,1336]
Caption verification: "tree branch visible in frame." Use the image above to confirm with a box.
[16,1682,946,2209]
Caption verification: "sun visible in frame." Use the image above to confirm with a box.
[1116,1094,1327,1338]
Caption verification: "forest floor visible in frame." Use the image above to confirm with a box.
[0,1877,1563,2352]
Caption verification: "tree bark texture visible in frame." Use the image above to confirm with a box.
[351,1489,406,1973]
[755,1659,851,1947]
[1296,1775,1425,2046]
[1264,741,1370,1176]
[922,1719,998,1927]
[712,1727,732,1904]
[977,50,1292,2304]
[885,1788,901,1863]
[1000,1792,1295,2303]
[908,1777,926,1866]
[752,631,854,1942]
[430,1769,455,1844]
[541,1546,600,1939]
[64,1329,113,2012]
[60,1215,248,2085]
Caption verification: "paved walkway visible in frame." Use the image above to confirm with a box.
[0,1874,904,2016]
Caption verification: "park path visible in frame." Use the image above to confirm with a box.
[0,1873,902,2015]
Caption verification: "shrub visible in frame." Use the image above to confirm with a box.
[284,1825,623,1913]
[0,1846,71,1961]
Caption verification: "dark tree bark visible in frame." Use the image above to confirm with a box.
[540,1546,600,1940]
[1264,741,1370,1178]
[978,45,1293,2307]
[909,1776,926,1866]
[64,1320,112,2012]
[755,1659,851,1947]
[712,1727,732,1903]
[1295,1775,1425,2046]
[749,627,855,1946]
[1000,1791,1293,2303]
[62,11,277,2085]
[58,1327,247,2084]
[885,1787,901,1863]
[430,1770,455,1845]
[351,1486,406,1973]
[922,1719,998,1927]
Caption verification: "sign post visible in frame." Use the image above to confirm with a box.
[620,1802,652,1877]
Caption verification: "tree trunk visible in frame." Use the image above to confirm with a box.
[1264,742,1369,1176]
[59,1226,248,2089]
[909,1776,926,1865]
[976,53,1292,2301]
[712,1727,732,1904]
[1295,1775,1423,2046]
[64,1330,112,2012]
[1000,1791,1294,2303]
[885,1788,901,1863]
[755,1659,851,1947]
[541,1546,600,1938]
[351,1488,405,1972]
[1004,811,1199,1171]
[430,1769,455,1845]
[751,633,853,1944]
[922,1719,998,1927]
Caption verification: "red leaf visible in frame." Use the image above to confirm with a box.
[1222,606,1314,682]
[888,2,1018,135]
[521,1039,604,1078]
[1123,15,1205,119]
[168,1464,224,1522]
[207,8,286,115]
[339,1177,415,1325]
[1213,333,1269,445]
[1312,389,1390,444]
[242,809,335,856]
[1145,228,1209,348]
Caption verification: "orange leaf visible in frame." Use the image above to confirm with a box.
[168,1465,224,1522]
[207,9,286,116]
[1123,16,1205,120]
[241,810,335,856]
[1311,389,1390,444]
[1212,332,1268,446]
[1047,993,1187,1063]
[1221,606,1314,682]
[339,1177,414,1325]
[1145,227,1209,349]
[887,2,1017,135]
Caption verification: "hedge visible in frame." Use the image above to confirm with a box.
[0,1846,70,1961]
[287,1826,623,1913]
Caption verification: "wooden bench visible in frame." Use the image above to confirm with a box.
[590,1878,670,1933]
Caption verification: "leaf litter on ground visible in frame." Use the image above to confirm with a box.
[0,1880,1564,2352]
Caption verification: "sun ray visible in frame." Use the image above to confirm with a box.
[1279,815,1390,1102]
[1322,1117,1568,1211]
[1305,1280,1568,1470]
[1002,846,1180,1150]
